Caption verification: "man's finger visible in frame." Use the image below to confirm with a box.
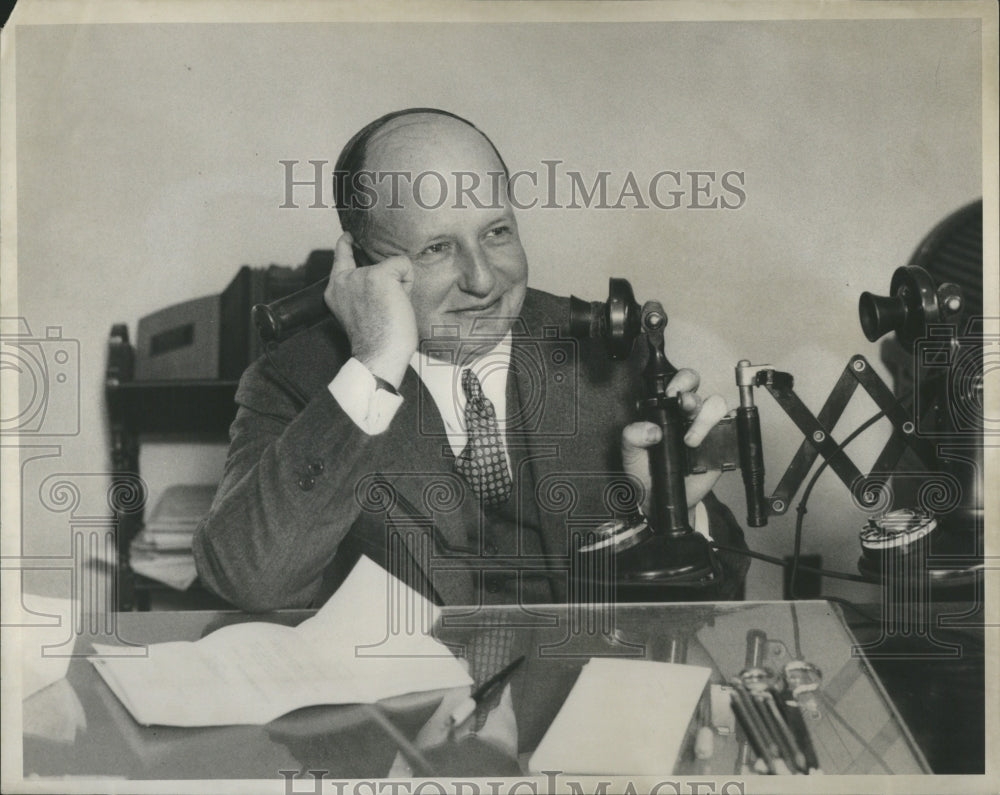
[622,421,662,456]
[374,255,416,289]
[621,421,660,481]
[666,368,700,398]
[683,394,728,447]
[331,232,357,275]
[621,422,659,513]
[677,390,704,416]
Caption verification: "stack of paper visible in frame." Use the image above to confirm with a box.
[528,658,711,776]
[132,484,217,552]
[89,556,472,726]
[129,484,217,589]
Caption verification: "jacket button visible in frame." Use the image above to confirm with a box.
[298,476,315,491]
[308,460,325,475]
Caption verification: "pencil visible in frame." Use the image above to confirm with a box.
[761,689,808,773]
[729,683,777,774]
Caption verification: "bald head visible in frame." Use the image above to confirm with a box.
[332,109,529,357]
[334,109,510,245]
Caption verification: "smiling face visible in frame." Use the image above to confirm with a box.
[356,115,528,362]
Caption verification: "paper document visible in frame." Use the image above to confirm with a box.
[528,657,711,775]
[129,550,198,590]
[17,594,75,698]
[89,556,471,726]
[144,484,217,529]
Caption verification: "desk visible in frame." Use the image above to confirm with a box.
[22,600,946,781]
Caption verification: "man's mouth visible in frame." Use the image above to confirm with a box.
[454,295,502,313]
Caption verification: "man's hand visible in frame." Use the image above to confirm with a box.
[621,368,728,518]
[324,232,417,387]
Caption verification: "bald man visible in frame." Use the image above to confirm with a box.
[193,109,749,612]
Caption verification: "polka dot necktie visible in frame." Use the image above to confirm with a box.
[455,369,512,507]
[468,617,517,731]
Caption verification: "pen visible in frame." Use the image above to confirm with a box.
[783,660,824,773]
[735,630,767,774]
[729,681,777,774]
[738,672,803,776]
[779,687,822,773]
[738,671,787,768]
[747,690,793,775]
[448,654,526,729]
[761,688,808,773]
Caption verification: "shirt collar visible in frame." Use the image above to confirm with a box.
[410,333,512,438]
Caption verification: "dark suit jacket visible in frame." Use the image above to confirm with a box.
[193,288,749,611]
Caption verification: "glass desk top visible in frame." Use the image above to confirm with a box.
[20,600,932,781]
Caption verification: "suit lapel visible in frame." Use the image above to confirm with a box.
[505,297,587,571]
[507,326,557,555]
[369,367,477,606]
[508,292,638,566]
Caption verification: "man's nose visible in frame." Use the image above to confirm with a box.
[456,244,497,297]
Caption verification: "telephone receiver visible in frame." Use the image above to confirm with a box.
[252,243,374,342]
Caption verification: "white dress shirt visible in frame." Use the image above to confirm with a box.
[327,339,707,536]
[329,335,512,456]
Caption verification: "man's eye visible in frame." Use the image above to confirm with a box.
[419,242,451,258]
[486,225,512,240]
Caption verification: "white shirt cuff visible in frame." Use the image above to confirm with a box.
[327,357,404,435]
[693,501,710,539]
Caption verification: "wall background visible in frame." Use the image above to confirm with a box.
[7,18,983,602]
